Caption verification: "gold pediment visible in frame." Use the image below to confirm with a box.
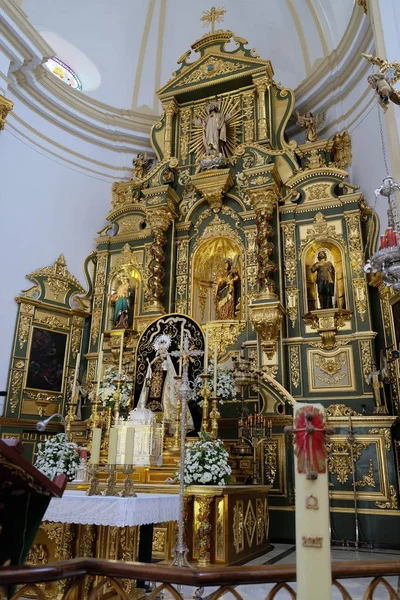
[157,31,273,99]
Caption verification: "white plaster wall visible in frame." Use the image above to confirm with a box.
[0,125,111,391]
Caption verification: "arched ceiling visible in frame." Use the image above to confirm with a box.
[22,0,356,112]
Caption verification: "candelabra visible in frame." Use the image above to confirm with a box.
[86,464,101,496]
[120,465,136,497]
[364,177,400,290]
[103,464,118,497]
[65,391,78,442]
[238,414,272,484]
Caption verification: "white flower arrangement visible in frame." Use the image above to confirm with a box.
[34,433,80,482]
[182,432,232,486]
[192,364,237,405]
[97,366,133,419]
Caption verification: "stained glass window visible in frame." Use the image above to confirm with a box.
[44,57,82,90]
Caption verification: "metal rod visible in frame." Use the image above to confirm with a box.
[348,416,360,549]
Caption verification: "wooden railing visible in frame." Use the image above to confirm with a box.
[0,558,399,599]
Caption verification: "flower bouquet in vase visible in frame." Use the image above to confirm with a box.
[182,432,232,486]
[97,365,133,420]
[34,433,80,482]
[192,364,237,405]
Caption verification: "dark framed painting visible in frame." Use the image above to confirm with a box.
[26,327,67,392]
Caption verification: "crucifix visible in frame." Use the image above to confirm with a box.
[201,5,226,34]
[170,334,203,568]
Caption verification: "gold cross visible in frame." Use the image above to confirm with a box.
[201,6,226,34]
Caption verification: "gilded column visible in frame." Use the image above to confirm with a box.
[254,76,270,141]
[145,207,173,313]
[247,187,279,298]
[163,99,178,159]
[196,494,214,567]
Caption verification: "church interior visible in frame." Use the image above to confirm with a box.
[1,0,400,598]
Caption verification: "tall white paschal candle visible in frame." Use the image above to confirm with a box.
[213,342,218,396]
[108,428,118,464]
[90,428,102,464]
[293,402,332,600]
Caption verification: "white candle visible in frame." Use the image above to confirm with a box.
[71,352,81,401]
[213,342,218,396]
[124,428,135,465]
[95,334,104,396]
[204,324,209,371]
[90,428,102,464]
[178,325,184,377]
[108,427,118,464]
[118,332,124,379]
[293,402,332,600]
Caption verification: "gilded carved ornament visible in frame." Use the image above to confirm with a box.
[356,459,376,488]
[285,286,298,328]
[204,321,246,360]
[28,254,86,297]
[352,279,368,322]
[233,500,244,553]
[280,222,297,285]
[0,94,14,130]
[244,500,257,546]
[303,309,352,350]
[326,439,372,484]
[191,169,234,212]
[249,302,285,360]
[360,341,373,386]
[289,345,300,389]
[299,212,344,252]
[331,131,352,170]
[375,485,398,510]
[314,352,347,386]
[345,212,363,276]
[325,404,361,417]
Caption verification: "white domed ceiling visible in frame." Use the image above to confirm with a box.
[22,0,356,112]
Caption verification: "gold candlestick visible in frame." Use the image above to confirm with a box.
[86,464,101,496]
[103,464,118,497]
[120,465,136,497]
[200,374,211,432]
[65,401,76,442]
[101,405,113,458]
[89,394,100,454]
[209,397,221,439]
[171,375,182,454]
[113,380,121,422]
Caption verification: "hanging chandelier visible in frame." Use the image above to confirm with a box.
[364,176,400,290]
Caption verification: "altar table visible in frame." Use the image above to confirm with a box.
[29,491,179,599]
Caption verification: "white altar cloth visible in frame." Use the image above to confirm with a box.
[43,490,179,528]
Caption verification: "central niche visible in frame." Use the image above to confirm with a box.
[191,237,242,324]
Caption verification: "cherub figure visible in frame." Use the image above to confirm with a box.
[131,152,153,180]
[368,73,400,112]
[296,110,326,143]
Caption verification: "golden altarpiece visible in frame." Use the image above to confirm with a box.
[2,20,400,563]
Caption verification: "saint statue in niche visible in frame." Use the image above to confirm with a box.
[311,250,336,309]
[197,101,231,153]
[110,275,134,329]
[137,334,194,433]
[215,258,241,320]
